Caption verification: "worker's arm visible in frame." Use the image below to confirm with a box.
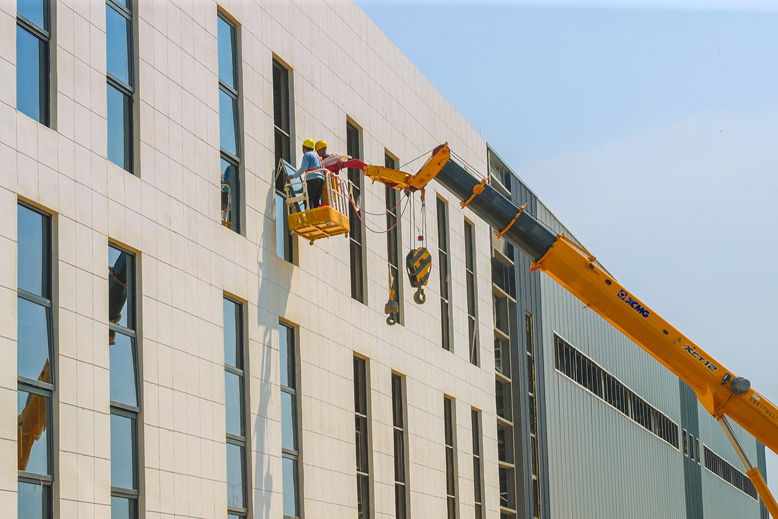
[289,153,313,180]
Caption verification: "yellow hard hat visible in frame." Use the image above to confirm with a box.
[302,138,315,149]
[315,140,328,151]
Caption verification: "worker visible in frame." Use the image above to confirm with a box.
[287,138,325,209]
[315,140,329,160]
[316,139,352,172]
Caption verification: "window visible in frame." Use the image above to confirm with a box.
[17,203,54,519]
[109,244,141,517]
[704,445,758,500]
[106,0,134,172]
[392,374,408,519]
[525,314,542,518]
[553,334,679,449]
[274,60,294,261]
[683,430,688,457]
[696,437,700,465]
[218,14,241,232]
[386,153,402,325]
[17,0,50,124]
[437,198,451,351]
[471,410,483,519]
[353,357,371,518]
[487,147,512,195]
[280,323,301,519]
[444,397,457,518]
[224,298,248,517]
[465,222,477,364]
[347,122,365,303]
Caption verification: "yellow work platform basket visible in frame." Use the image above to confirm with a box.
[278,161,351,244]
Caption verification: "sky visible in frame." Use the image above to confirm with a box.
[354,0,778,503]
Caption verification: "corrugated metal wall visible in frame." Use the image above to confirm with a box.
[514,180,765,518]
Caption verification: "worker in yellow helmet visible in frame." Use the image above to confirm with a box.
[287,138,325,209]
[315,140,329,160]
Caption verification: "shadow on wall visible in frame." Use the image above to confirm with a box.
[253,182,294,516]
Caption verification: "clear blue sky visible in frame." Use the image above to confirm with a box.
[356,0,778,500]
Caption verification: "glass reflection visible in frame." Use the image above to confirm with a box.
[16,26,46,125]
[17,297,51,382]
[223,299,240,368]
[110,413,136,490]
[281,391,297,451]
[107,84,132,171]
[282,456,299,517]
[18,195,48,298]
[108,246,131,331]
[226,443,245,508]
[279,325,294,388]
[219,89,238,156]
[106,5,131,85]
[110,333,138,407]
[221,160,237,230]
[111,495,135,519]
[18,481,48,519]
[17,389,49,474]
[18,0,47,28]
[225,371,243,437]
[217,17,235,89]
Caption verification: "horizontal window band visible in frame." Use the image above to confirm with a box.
[111,487,140,499]
[106,0,132,19]
[224,364,244,377]
[17,15,49,40]
[282,448,299,459]
[107,74,134,96]
[274,126,290,138]
[219,82,239,99]
[226,434,246,446]
[18,378,54,394]
[221,150,241,164]
[110,404,140,417]
[19,472,53,484]
[17,290,52,308]
[109,323,136,338]
[228,505,248,515]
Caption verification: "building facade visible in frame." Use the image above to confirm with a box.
[1,1,767,519]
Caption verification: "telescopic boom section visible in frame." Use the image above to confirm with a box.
[427,145,778,514]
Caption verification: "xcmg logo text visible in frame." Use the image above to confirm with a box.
[617,290,650,318]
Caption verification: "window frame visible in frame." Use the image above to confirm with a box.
[17,202,55,519]
[218,12,242,234]
[16,0,51,125]
[273,58,294,262]
[444,396,458,519]
[347,121,366,304]
[385,152,402,325]
[464,220,477,365]
[280,321,302,519]
[105,0,136,173]
[437,198,452,351]
[224,296,249,517]
[391,373,408,518]
[108,242,142,517]
[353,356,371,519]
[471,409,483,519]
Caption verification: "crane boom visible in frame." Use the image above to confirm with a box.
[405,143,778,514]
